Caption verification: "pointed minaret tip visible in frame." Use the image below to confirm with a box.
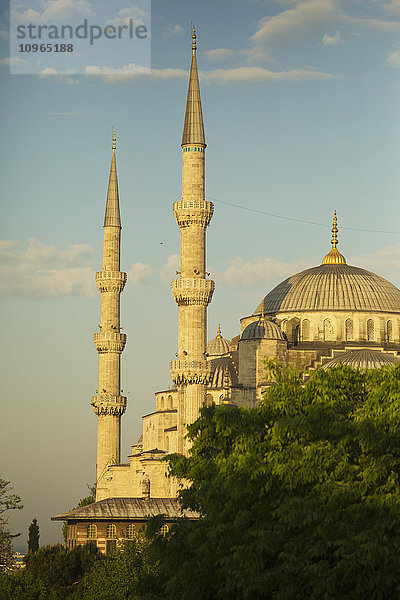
[181,24,206,147]
[104,128,121,228]
[216,323,222,339]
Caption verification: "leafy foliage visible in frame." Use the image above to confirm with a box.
[27,518,40,554]
[161,362,400,600]
[0,477,23,572]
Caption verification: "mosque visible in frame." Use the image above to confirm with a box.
[53,29,400,553]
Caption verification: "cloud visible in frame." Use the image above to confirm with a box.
[349,244,400,282]
[85,63,151,82]
[200,66,333,83]
[0,238,96,299]
[213,256,312,288]
[11,0,93,25]
[160,254,180,283]
[386,49,400,65]
[0,28,9,40]
[164,24,184,37]
[322,30,343,45]
[204,48,235,61]
[128,262,154,286]
[0,57,30,67]
[39,67,80,84]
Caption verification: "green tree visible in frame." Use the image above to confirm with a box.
[27,518,40,553]
[0,477,23,572]
[160,362,400,600]
[23,542,102,599]
[62,484,96,544]
[79,535,162,600]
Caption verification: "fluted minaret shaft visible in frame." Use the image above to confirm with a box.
[92,132,127,501]
[170,28,214,454]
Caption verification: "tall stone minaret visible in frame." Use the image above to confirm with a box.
[91,130,127,501]
[170,27,215,454]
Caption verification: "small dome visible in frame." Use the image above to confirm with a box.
[241,318,285,341]
[207,324,230,356]
[209,356,239,388]
[321,349,399,370]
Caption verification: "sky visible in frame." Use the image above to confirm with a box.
[1,0,400,550]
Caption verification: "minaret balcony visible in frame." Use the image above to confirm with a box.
[94,332,127,354]
[172,278,214,306]
[170,359,211,385]
[91,394,127,416]
[173,200,213,228]
[96,271,127,293]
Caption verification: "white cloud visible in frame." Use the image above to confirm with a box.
[0,238,96,299]
[160,254,180,283]
[204,48,235,61]
[85,63,151,82]
[39,67,80,84]
[214,256,312,288]
[387,49,400,65]
[349,244,400,282]
[11,0,93,25]
[322,30,343,45]
[164,24,184,37]
[200,66,333,83]
[0,56,30,67]
[128,262,154,286]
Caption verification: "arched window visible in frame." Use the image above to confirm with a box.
[160,524,169,537]
[159,396,164,411]
[323,319,333,341]
[87,524,97,539]
[167,395,173,409]
[387,320,393,342]
[302,319,310,341]
[106,524,117,539]
[293,324,300,346]
[126,524,135,539]
[345,319,354,341]
[367,319,374,342]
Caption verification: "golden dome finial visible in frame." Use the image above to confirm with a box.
[261,304,265,321]
[331,210,338,249]
[112,127,116,151]
[322,211,346,265]
[192,23,196,54]
[216,323,222,339]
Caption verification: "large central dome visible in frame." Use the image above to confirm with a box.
[254,264,400,316]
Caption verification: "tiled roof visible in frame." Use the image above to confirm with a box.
[321,349,400,370]
[52,498,199,521]
[254,264,400,315]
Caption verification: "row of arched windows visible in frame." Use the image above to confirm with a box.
[158,395,174,410]
[300,318,395,342]
[86,523,169,540]
[183,146,204,153]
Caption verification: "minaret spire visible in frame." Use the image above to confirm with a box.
[171,31,214,454]
[181,24,205,147]
[92,130,127,501]
[104,128,121,228]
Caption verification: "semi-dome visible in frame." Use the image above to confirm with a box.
[241,318,286,341]
[321,349,399,370]
[254,215,400,316]
[207,324,230,356]
[208,355,239,387]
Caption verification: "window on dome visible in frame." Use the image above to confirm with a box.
[323,319,333,341]
[387,320,393,343]
[302,319,310,341]
[367,319,374,342]
[345,319,354,341]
